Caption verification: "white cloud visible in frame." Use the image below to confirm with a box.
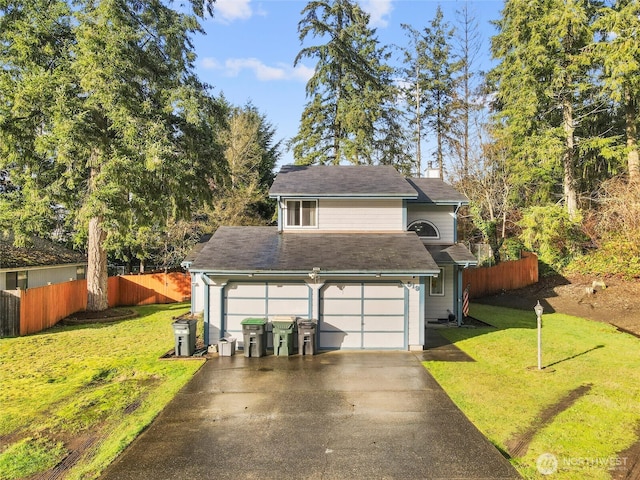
[213,0,253,23]
[201,57,315,83]
[359,0,393,28]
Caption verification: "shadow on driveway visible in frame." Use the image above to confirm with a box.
[100,351,520,480]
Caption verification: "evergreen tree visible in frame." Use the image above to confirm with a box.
[490,0,602,218]
[594,0,640,184]
[398,8,461,178]
[291,0,399,166]
[0,0,222,310]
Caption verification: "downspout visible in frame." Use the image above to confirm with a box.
[200,273,214,347]
[456,266,463,327]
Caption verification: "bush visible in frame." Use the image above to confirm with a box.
[518,205,586,273]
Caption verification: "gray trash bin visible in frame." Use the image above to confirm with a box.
[218,337,237,356]
[241,318,267,357]
[172,319,197,356]
[297,318,317,355]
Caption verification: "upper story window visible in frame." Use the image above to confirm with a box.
[286,200,317,227]
[6,271,28,290]
[408,220,439,239]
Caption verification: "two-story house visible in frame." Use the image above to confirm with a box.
[185,165,476,351]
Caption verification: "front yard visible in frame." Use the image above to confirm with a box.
[0,303,203,480]
[425,304,640,479]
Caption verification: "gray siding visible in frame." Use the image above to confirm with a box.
[317,199,404,231]
[425,265,455,322]
[406,205,456,243]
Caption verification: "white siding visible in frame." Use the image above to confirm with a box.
[317,199,404,231]
[425,265,455,322]
[406,205,456,243]
[191,274,204,314]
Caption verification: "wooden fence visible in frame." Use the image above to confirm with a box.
[0,272,191,337]
[463,252,539,299]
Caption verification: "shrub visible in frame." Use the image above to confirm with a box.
[518,205,586,273]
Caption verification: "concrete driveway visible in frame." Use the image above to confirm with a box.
[100,351,519,479]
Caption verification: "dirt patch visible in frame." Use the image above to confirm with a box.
[475,274,640,337]
[61,308,138,325]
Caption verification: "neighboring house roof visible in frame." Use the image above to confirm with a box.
[406,178,469,205]
[0,234,87,270]
[425,244,478,266]
[189,226,440,275]
[269,165,418,199]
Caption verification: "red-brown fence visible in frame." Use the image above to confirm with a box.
[463,252,538,299]
[11,272,191,336]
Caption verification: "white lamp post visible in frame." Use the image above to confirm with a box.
[534,300,544,370]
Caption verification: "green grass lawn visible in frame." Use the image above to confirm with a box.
[425,304,640,479]
[0,303,204,480]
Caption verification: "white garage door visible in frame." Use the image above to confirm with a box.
[319,282,407,350]
[224,282,311,342]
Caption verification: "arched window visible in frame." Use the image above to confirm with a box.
[408,220,439,239]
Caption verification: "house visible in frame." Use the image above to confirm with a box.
[184,165,477,351]
[0,234,87,290]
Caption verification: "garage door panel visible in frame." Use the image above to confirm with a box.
[320,282,406,350]
[323,299,362,315]
[363,298,405,315]
[363,332,405,349]
[323,284,361,297]
[268,284,310,298]
[226,284,265,298]
[226,298,266,315]
[322,331,361,349]
[321,316,362,332]
[267,299,309,315]
[363,283,405,298]
[363,316,405,331]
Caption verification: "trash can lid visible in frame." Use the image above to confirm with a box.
[241,317,267,325]
[272,321,295,329]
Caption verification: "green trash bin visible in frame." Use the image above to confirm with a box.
[272,316,296,356]
[241,318,267,357]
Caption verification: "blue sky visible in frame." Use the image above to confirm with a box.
[192,0,505,166]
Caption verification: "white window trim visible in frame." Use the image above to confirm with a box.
[407,219,440,239]
[284,199,318,229]
[430,268,445,296]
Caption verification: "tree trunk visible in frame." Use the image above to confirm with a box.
[625,87,639,184]
[87,216,109,311]
[562,97,578,218]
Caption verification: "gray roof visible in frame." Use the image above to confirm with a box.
[189,226,440,275]
[269,165,418,199]
[0,234,87,269]
[406,178,469,204]
[425,244,478,266]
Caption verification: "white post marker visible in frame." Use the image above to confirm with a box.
[534,300,544,370]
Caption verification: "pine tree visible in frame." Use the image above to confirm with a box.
[490,0,601,218]
[291,0,399,166]
[594,0,640,184]
[0,0,222,310]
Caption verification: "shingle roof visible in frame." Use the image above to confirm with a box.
[0,234,87,270]
[425,244,477,266]
[269,165,418,198]
[406,178,469,204]
[189,226,440,275]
